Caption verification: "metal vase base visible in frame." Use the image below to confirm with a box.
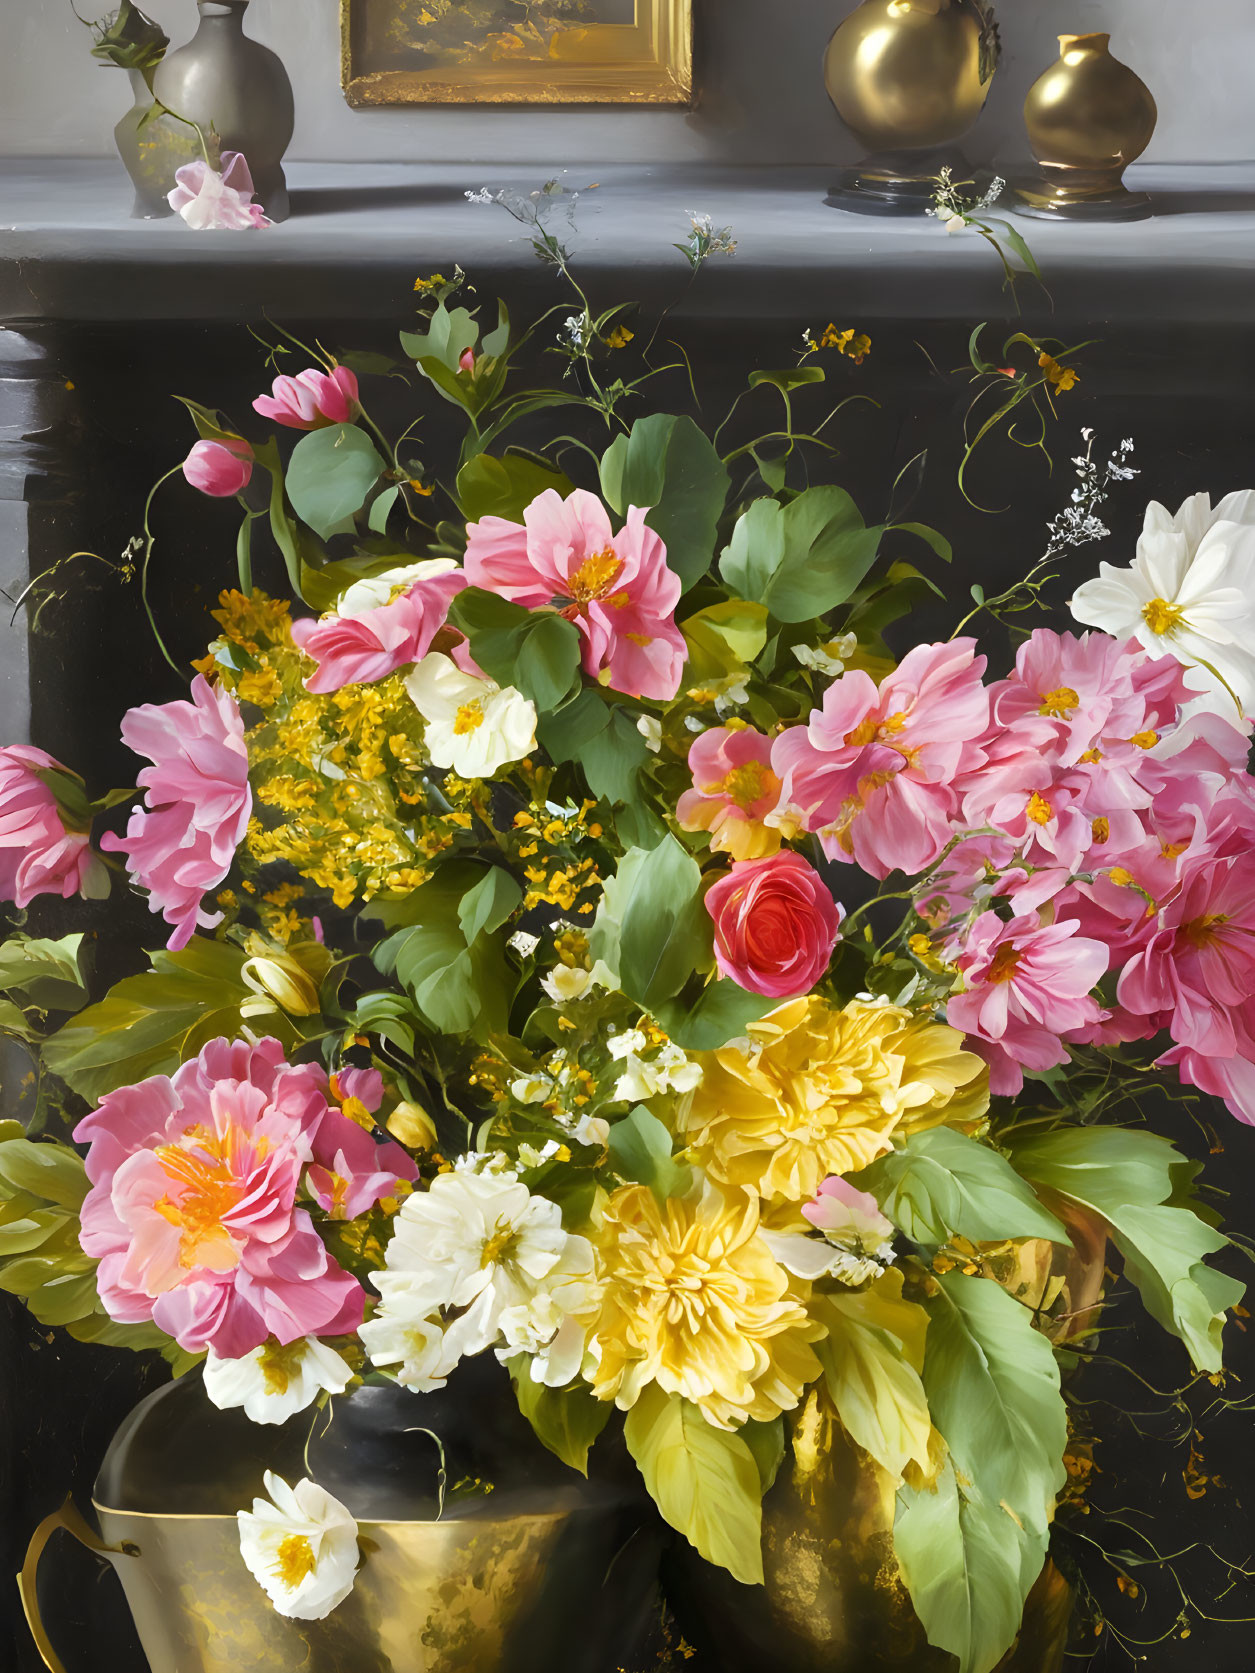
[1012,166,1152,222]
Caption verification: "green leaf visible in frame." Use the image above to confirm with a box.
[719,487,884,622]
[400,303,480,372]
[538,688,611,763]
[623,1386,764,1585]
[740,1416,786,1494]
[0,935,89,1014]
[447,588,581,714]
[254,437,328,600]
[581,709,650,805]
[285,425,386,542]
[607,1105,693,1202]
[42,940,296,1102]
[458,868,523,945]
[507,1358,612,1476]
[373,867,512,1039]
[681,600,770,682]
[853,1128,1070,1249]
[600,415,730,592]
[888,521,953,563]
[1005,1127,1244,1373]
[367,485,400,534]
[654,979,774,1052]
[613,838,709,1011]
[456,452,572,524]
[747,367,826,393]
[0,1139,88,1211]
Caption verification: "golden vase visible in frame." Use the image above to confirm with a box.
[823,0,1000,213]
[1018,33,1158,220]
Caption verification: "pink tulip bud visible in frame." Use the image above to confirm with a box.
[253,366,360,431]
[183,437,254,497]
[459,348,476,373]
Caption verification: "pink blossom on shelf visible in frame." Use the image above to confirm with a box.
[771,639,989,879]
[74,1038,365,1358]
[0,746,107,909]
[101,675,251,950]
[183,437,254,498]
[290,561,468,694]
[704,850,844,998]
[253,365,360,431]
[306,1112,418,1222]
[464,487,686,701]
[676,727,789,861]
[947,910,1107,1095]
[168,152,271,231]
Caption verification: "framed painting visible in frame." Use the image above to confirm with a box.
[340,0,693,106]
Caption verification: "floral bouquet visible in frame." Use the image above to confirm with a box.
[2,226,1250,1672]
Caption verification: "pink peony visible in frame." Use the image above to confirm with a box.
[772,639,989,879]
[101,675,251,950]
[183,437,254,498]
[290,561,467,694]
[0,746,107,909]
[253,366,360,431]
[947,910,1107,1095]
[704,850,844,998]
[464,487,686,701]
[168,152,270,231]
[307,1112,417,1221]
[676,727,789,861]
[73,1038,365,1357]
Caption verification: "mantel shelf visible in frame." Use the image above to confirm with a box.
[2,158,1254,326]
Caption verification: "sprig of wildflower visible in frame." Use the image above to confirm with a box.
[467,177,584,273]
[800,324,872,366]
[956,326,1096,509]
[676,212,737,271]
[927,167,1046,307]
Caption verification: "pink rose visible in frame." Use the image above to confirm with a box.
[0,745,106,909]
[290,561,468,694]
[168,152,270,231]
[183,437,254,498]
[101,675,252,950]
[74,1037,366,1358]
[464,487,686,701]
[705,851,844,998]
[253,366,360,431]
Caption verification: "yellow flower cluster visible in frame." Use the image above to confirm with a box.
[678,995,989,1206]
[590,1181,824,1430]
[505,800,604,917]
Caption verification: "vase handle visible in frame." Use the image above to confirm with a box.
[16,1497,137,1673]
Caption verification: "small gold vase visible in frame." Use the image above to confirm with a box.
[1017,33,1158,221]
[823,0,1001,214]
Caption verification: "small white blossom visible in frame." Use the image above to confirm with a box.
[406,652,537,778]
[237,1473,359,1621]
[607,1028,648,1061]
[793,634,858,677]
[204,1337,353,1426]
[569,1112,610,1149]
[944,214,967,234]
[508,930,541,958]
[613,1043,703,1103]
[510,1073,553,1105]
[517,1138,564,1169]
[541,964,595,1003]
[636,714,662,752]
[465,187,496,205]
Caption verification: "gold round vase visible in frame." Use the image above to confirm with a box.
[1017,33,1158,221]
[823,0,1001,214]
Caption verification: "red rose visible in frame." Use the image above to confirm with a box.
[705,851,843,998]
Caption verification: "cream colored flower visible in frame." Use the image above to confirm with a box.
[204,1337,353,1426]
[541,964,595,1003]
[677,995,987,1205]
[590,1181,823,1431]
[405,652,537,777]
[358,1278,455,1392]
[237,1472,359,1620]
[613,1043,703,1104]
[1070,490,1255,716]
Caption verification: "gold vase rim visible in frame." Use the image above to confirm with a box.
[1058,31,1110,51]
[92,1499,570,1529]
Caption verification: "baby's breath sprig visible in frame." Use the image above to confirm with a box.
[926,167,1047,309]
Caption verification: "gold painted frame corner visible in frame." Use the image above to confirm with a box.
[340,0,693,107]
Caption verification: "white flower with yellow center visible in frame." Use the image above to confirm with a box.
[541,963,594,1003]
[237,1472,359,1620]
[204,1337,354,1425]
[358,1277,456,1391]
[367,1164,599,1389]
[1070,490,1255,716]
[405,652,537,778]
[613,1043,703,1104]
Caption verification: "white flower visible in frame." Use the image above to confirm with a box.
[237,1472,359,1620]
[541,964,594,1003]
[358,1279,454,1392]
[608,1027,649,1061]
[517,1138,564,1169]
[465,187,496,205]
[405,652,537,777]
[368,1167,598,1389]
[944,214,967,234]
[760,1229,892,1287]
[636,714,662,753]
[204,1337,354,1426]
[793,634,858,677]
[613,1043,703,1102]
[713,679,749,718]
[335,558,459,619]
[510,1072,553,1105]
[568,1112,610,1149]
[1070,490,1255,716]
[508,929,541,958]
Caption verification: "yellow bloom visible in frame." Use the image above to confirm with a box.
[1038,351,1079,393]
[678,996,988,1205]
[590,1182,823,1430]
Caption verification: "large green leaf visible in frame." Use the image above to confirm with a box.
[400,303,480,371]
[853,1128,1070,1249]
[600,415,730,592]
[607,1105,693,1202]
[458,867,523,945]
[42,940,297,1102]
[654,979,774,1053]
[0,1137,88,1211]
[623,1385,764,1585]
[0,935,90,1014]
[812,1273,932,1487]
[719,487,884,622]
[1005,1126,1244,1373]
[447,588,581,714]
[371,867,512,1039]
[604,838,709,1011]
[507,1357,612,1476]
[457,452,572,524]
[284,424,387,541]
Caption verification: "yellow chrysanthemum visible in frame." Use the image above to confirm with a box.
[678,996,988,1206]
[589,1181,823,1431]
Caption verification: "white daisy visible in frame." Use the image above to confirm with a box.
[237,1472,359,1620]
[405,652,537,778]
[203,1337,354,1426]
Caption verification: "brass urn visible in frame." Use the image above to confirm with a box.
[824,0,1001,214]
[1017,34,1158,220]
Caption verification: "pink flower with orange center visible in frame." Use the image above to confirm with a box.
[677,727,791,860]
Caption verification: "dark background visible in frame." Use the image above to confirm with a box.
[1,282,1253,1671]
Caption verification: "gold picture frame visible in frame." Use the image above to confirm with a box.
[341,0,693,107]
